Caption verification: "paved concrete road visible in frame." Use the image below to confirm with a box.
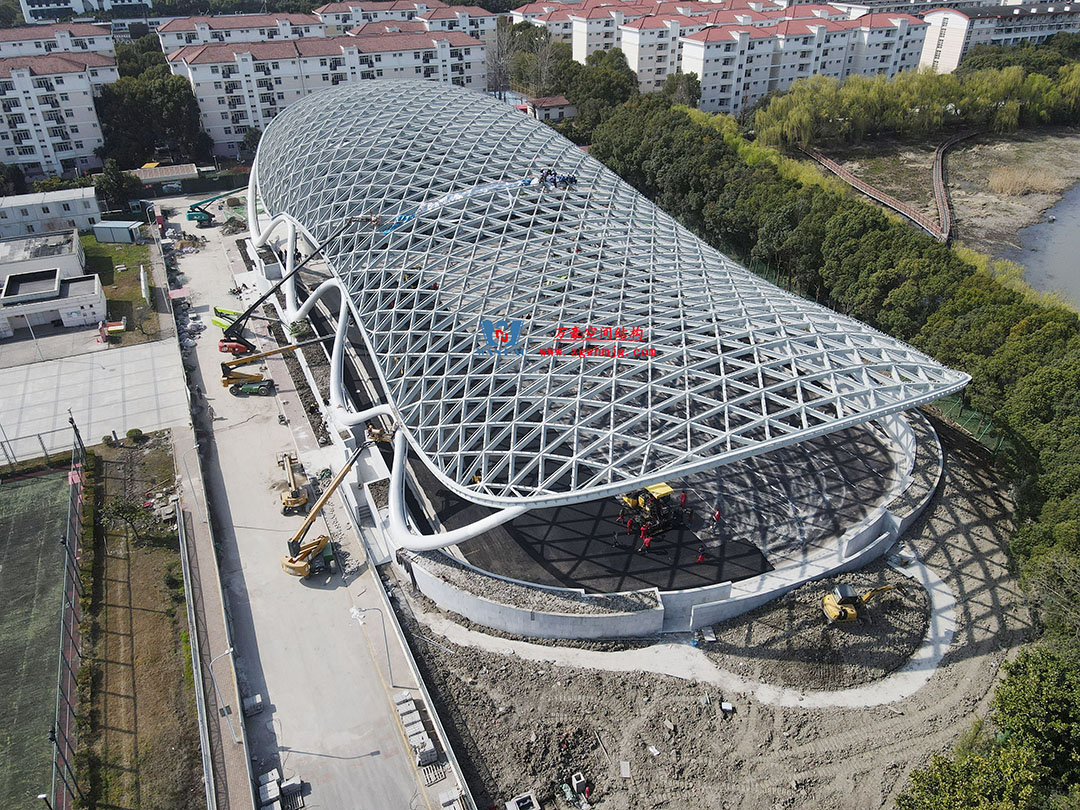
[0,339,188,454]
[174,206,448,810]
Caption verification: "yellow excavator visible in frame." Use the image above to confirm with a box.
[822,583,903,623]
[220,335,333,396]
[278,452,309,515]
[617,482,691,535]
[281,444,365,578]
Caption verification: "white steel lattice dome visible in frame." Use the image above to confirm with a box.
[252,80,969,509]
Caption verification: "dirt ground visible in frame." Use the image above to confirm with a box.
[395,420,1029,810]
[701,559,929,691]
[822,128,1080,254]
[85,432,202,810]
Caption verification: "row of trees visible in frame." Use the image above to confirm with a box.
[752,64,1080,146]
[589,93,1080,806]
[959,32,1080,76]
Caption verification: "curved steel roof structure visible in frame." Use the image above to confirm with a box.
[252,79,968,509]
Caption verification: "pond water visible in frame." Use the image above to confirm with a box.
[1000,181,1080,310]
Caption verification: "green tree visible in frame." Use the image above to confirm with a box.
[661,72,700,106]
[895,745,1047,810]
[95,159,143,208]
[0,162,26,196]
[32,175,95,193]
[116,33,166,78]
[242,126,263,154]
[95,72,208,166]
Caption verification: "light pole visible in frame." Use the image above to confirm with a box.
[208,647,240,745]
[352,605,394,686]
[37,794,53,810]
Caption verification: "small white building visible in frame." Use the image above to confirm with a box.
[93,219,141,243]
[0,269,105,338]
[526,95,577,121]
[314,0,451,35]
[0,227,101,338]
[0,187,100,237]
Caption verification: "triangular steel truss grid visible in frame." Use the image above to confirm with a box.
[254,79,969,508]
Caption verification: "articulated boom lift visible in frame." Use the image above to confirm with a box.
[219,334,334,394]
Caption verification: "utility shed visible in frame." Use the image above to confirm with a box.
[93,220,142,244]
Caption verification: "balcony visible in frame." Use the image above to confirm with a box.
[230,113,248,124]
[44,111,63,124]
[225,81,242,92]
[222,66,239,78]
[253,64,271,75]
[33,80,55,92]
[329,58,344,70]
[256,78,272,90]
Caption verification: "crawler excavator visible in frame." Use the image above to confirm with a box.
[281,444,366,578]
[822,583,904,623]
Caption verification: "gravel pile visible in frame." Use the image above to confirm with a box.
[700,559,929,690]
[266,309,332,446]
[368,478,389,510]
[411,551,659,615]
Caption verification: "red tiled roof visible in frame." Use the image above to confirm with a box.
[348,20,428,33]
[0,52,115,77]
[537,9,575,21]
[315,0,447,11]
[420,5,495,18]
[530,94,571,106]
[837,12,926,27]
[0,22,110,42]
[158,14,322,32]
[167,30,482,62]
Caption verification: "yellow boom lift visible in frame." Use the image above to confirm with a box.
[281,444,365,578]
[822,584,903,623]
[616,482,692,535]
[278,452,308,515]
[220,335,334,396]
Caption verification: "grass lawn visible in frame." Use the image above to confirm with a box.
[79,232,158,346]
[0,470,71,807]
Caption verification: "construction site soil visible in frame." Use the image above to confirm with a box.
[700,559,929,691]
[394,421,1030,809]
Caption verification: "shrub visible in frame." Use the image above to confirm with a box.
[101,435,114,447]
[125,428,144,443]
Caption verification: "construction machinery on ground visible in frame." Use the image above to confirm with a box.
[281,444,365,578]
[822,583,904,623]
[220,334,334,394]
[186,188,246,226]
[278,452,309,515]
[616,482,692,535]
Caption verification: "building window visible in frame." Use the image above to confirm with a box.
[62,202,70,211]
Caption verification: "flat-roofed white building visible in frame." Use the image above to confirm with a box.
[167,32,486,155]
[0,186,100,237]
[156,14,327,51]
[0,52,117,178]
[313,1,449,35]
[19,0,147,23]
[0,22,114,57]
[920,3,1080,73]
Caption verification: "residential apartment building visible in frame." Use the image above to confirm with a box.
[0,52,116,177]
[569,4,655,63]
[167,32,486,156]
[415,6,498,43]
[20,0,148,23]
[156,14,327,51]
[920,3,1080,73]
[683,11,925,114]
[0,186,100,237]
[0,22,114,57]
[313,1,450,34]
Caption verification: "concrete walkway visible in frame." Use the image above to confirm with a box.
[410,558,957,709]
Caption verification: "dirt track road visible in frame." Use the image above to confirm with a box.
[396,419,1029,809]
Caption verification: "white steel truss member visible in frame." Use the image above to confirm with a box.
[251,79,970,513]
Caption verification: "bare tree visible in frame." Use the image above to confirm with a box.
[487,19,515,98]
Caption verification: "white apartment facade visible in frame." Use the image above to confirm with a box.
[0,53,116,177]
[0,22,114,57]
[920,3,1080,73]
[0,186,100,236]
[313,1,450,34]
[167,32,486,156]
[19,0,148,23]
[683,11,925,115]
[621,15,708,91]
[157,14,327,50]
[416,6,498,43]
[570,4,655,63]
